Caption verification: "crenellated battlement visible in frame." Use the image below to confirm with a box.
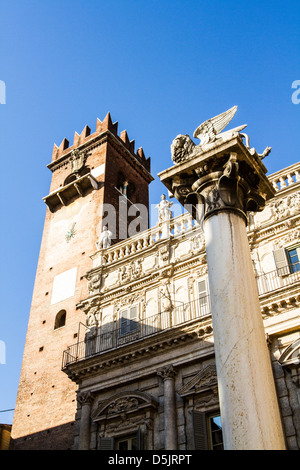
[51,112,150,171]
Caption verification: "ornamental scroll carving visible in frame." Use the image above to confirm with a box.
[92,391,158,422]
[107,397,139,415]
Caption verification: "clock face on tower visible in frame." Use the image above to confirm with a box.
[65,222,76,243]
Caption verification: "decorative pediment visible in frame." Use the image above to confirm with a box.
[279,339,300,368]
[92,391,158,422]
[179,363,217,397]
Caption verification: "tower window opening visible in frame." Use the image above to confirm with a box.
[54,310,66,330]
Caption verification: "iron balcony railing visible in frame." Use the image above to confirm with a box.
[256,262,300,296]
[62,263,300,369]
[62,295,211,368]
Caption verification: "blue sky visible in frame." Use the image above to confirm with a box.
[0,0,299,425]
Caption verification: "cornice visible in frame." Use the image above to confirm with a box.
[248,213,300,247]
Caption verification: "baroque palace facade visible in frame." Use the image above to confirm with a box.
[11,112,300,450]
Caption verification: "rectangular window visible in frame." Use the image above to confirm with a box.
[198,279,210,316]
[208,415,224,450]
[115,435,137,450]
[286,247,300,273]
[273,248,289,276]
[119,305,139,336]
[274,246,300,276]
[99,429,142,450]
[193,411,224,450]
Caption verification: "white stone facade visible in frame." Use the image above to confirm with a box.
[62,161,300,450]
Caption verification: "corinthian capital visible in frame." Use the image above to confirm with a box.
[77,391,94,406]
[157,364,177,380]
[159,132,275,225]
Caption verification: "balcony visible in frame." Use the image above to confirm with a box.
[62,296,211,369]
[256,263,300,296]
[43,172,100,212]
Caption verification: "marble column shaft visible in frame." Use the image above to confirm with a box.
[158,365,177,450]
[159,140,286,450]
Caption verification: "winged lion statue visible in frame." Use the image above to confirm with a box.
[171,105,271,164]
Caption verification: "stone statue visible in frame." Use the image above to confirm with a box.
[240,132,272,159]
[97,226,113,250]
[193,105,246,145]
[171,105,272,164]
[171,106,246,164]
[156,194,173,222]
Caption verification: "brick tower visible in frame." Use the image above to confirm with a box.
[11,113,153,450]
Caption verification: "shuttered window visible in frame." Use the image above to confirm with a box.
[193,411,208,450]
[98,437,114,450]
[120,305,138,336]
[198,279,209,316]
[193,411,224,450]
[273,248,289,276]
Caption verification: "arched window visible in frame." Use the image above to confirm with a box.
[54,310,66,330]
[117,172,128,196]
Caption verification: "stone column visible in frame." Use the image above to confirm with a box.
[159,131,286,450]
[204,208,285,449]
[158,365,177,450]
[77,391,94,450]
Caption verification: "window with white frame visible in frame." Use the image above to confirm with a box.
[119,305,139,336]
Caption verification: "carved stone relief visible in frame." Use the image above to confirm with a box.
[273,228,300,249]
[80,297,101,328]
[190,233,205,253]
[69,149,87,174]
[87,273,102,295]
[92,391,158,428]
[179,364,219,409]
[118,259,143,284]
[270,192,300,221]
